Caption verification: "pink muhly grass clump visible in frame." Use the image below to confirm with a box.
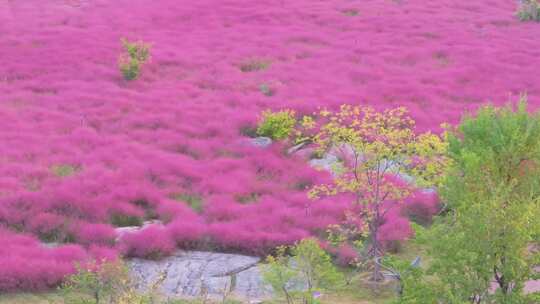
[319,241,359,267]
[119,225,175,259]
[401,190,441,225]
[208,221,309,255]
[27,212,67,241]
[167,218,207,248]
[0,229,87,291]
[156,199,199,223]
[1,0,540,292]
[203,195,245,222]
[336,244,359,267]
[73,223,117,246]
[87,245,119,263]
[378,211,414,253]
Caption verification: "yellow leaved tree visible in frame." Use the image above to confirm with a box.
[301,105,449,281]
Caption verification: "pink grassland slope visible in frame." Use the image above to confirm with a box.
[0,0,539,292]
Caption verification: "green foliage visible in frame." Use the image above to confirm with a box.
[408,98,540,303]
[262,246,299,304]
[164,300,242,304]
[37,223,76,243]
[122,38,151,62]
[173,193,203,212]
[60,260,129,304]
[234,192,260,204]
[518,0,540,21]
[341,8,359,16]
[260,83,275,96]
[256,109,297,140]
[239,59,270,72]
[381,256,437,304]
[119,38,151,81]
[239,125,258,138]
[525,292,540,304]
[119,59,142,81]
[261,238,344,304]
[111,213,144,227]
[51,164,78,177]
[292,238,344,293]
[61,259,165,304]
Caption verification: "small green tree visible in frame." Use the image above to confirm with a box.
[118,38,151,80]
[292,238,344,303]
[379,256,437,304]
[408,98,540,303]
[261,246,298,304]
[256,109,297,140]
[305,105,448,281]
[61,259,130,304]
[261,238,344,304]
[61,259,165,304]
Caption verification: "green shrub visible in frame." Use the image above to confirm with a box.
[122,38,151,62]
[261,246,298,304]
[239,125,258,137]
[60,260,129,304]
[111,213,144,227]
[518,0,540,21]
[259,83,275,96]
[341,8,359,16]
[51,164,78,177]
[173,193,203,212]
[408,98,540,303]
[256,109,297,140]
[292,238,344,294]
[261,238,344,304]
[119,58,142,81]
[61,260,165,304]
[235,192,260,204]
[239,59,270,72]
[119,38,151,81]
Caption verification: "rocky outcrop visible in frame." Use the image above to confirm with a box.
[127,251,271,302]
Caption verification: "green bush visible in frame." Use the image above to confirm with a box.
[239,125,258,137]
[256,109,297,140]
[172,193,204,212]
[60,260,129,304]
[51,164,78,177]
[119,38,151,80]
[239,59,270,72]
[259,83,275,97]
[518,0,540,21]
[406,98,540,303]
[111,213,144,227]
[61,260,165,304]
[261,238,344,304]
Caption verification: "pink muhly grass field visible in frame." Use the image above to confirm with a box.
[1,0,540,291]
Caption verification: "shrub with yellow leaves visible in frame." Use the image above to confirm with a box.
[301,105,449,282]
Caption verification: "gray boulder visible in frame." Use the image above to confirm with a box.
[127,251,271,301]
[249,137,272,148]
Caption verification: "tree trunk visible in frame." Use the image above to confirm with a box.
[369,201,385,282]
[282,285,293,304]
[370,223,384,281]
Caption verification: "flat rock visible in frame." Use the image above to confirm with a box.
[287,142,309,154]
[127,251,271,301]
[309,154,340,173]
[249,137,272,148]
[115,220,163,239]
